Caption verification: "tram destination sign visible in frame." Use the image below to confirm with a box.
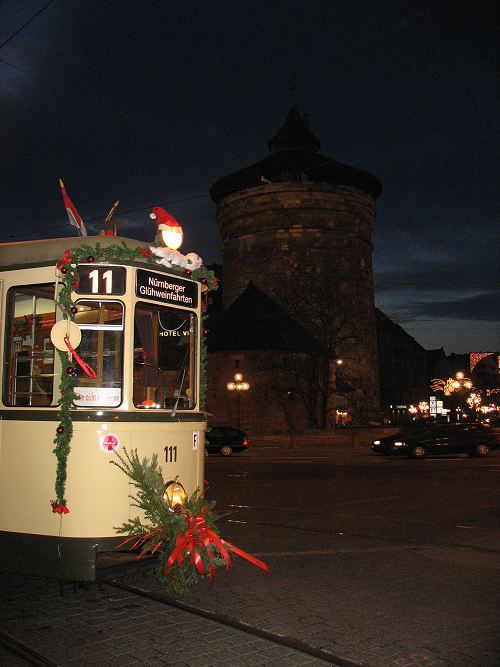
[136,269,198,309]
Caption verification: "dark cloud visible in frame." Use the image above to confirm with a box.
[396,293,500,323]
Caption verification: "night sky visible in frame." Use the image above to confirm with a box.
[1,0,498,355]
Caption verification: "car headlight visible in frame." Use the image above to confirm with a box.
[393,441,404,447]
[163,480,186,510]
[373,440,381,445]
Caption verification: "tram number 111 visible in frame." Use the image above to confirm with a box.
[164,445,177,463]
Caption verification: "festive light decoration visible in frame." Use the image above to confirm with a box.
[467,393,482,410]
[470,351,495,373]
[49,241,218,514]
[430,371,474,396]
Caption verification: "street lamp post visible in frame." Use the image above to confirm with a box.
[430,371,475,420]
[227,372,250,429]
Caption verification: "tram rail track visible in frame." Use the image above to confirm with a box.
[218,505,500,555]
[0,628,57,666]
[107,578,362,667]
[0,573,361,667]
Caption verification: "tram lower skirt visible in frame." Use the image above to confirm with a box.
[0,531,153,582]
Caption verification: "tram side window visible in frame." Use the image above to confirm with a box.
[73,300,124,408]
[3,284,56,407]
[133,303,196,410]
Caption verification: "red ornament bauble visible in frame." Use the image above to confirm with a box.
[60,266,67,274]
[72,281,80,290]
[56,426,65,434]
[70,306,78,315]
[202,327,209,336]
[185,269,192,277]
[201,277,208,285]
[87,256,95,263]
[66,366,75,375]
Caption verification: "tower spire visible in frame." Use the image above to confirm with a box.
[288,71,298,109]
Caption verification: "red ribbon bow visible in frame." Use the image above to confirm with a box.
[51,501,70,514]
[56,248,72,271]
[166,511,269,580]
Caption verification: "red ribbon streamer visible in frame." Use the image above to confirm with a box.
[166,512,269,579]
[64,334,97,379]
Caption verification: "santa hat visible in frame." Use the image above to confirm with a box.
[150,206,182,232]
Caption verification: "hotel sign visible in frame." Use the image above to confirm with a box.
[136,269,198,309]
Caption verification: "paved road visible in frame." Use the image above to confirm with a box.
[0,445,499,666]
[199,446,500,666]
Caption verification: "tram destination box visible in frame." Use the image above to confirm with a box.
[136,269,198,309]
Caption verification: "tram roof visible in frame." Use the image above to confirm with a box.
[0,235,149,270]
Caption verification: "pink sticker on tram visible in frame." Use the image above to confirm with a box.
[100,433,120,453]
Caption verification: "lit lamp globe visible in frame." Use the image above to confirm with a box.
[163,480,186,510]
[161,226,183,250]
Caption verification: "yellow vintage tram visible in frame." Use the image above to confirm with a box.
[0,235,211,581]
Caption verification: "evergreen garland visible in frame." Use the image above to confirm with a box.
[50,241,217,514]
[112,448,226,597]
[112,448,268,597]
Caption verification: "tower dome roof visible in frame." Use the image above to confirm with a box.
[267,106,321,153]
[209,107,382,203]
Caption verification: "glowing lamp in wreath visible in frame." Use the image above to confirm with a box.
[150,206,183,250]
[163,480,186,510]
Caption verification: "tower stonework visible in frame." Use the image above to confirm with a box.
[209,107,382,424]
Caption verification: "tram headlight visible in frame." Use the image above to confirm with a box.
[163,480,186,510]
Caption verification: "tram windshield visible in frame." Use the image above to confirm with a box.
[3,283,56,407]
[73,300,124,407]
[133,303,196,410]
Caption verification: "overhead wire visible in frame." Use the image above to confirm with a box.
[0,0,56,51]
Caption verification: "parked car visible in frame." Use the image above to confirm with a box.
[205,426,249,456]
[372,422,497,459]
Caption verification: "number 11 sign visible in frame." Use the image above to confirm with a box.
[75,265,126,295]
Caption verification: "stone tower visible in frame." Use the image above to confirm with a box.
[209,107,383,423]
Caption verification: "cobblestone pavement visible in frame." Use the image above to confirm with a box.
[1,446,499,666]
[136,536,500,667]
[0,573,332,666]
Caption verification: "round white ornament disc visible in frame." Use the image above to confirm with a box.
[50,320,81,351]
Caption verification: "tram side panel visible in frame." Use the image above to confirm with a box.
[0,417,205,578]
